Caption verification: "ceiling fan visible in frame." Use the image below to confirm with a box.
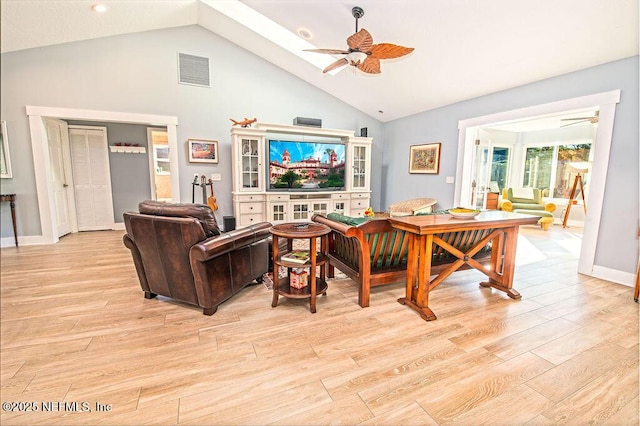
[561,111,599,127]
[305,6,414,74]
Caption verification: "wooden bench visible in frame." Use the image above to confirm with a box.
[311,213,493,308]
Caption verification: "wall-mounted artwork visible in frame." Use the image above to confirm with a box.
[409,143,441,174]
[0,121,13,178]
[188,139,218,163]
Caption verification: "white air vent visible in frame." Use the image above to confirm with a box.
[178,53,210,87]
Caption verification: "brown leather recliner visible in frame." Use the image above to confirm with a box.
[123,200,271,315]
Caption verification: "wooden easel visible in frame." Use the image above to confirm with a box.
[562,173,587,228]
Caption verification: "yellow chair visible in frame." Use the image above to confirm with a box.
[499,188,556,231]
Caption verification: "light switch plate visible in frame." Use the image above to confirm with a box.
[211,173,222,181]
[446,176,455,184]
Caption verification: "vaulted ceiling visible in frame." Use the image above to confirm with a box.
[1,0,638,122]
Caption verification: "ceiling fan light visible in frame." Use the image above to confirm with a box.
[346,51,367,65]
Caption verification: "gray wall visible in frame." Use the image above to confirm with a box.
[0,25,384,237]
[383,56,639,275]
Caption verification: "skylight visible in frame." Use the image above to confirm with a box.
[201,0,340,75]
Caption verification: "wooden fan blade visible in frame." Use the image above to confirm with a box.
[369,43,414,59]
[323,58,348,73]
[357,57,381,74]
[347,28,373,52]
[304,48,350,55]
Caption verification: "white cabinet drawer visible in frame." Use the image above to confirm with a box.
[351,192,369,199]
[267,194,289,201]
[331,193,349,200]
[239,202,263,214]
[239,214,263,227]
[236,194,266,202]
[350,199,368,209]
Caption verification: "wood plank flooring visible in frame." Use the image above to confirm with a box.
[1,225,638,425]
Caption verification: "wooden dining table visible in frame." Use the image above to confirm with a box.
[388,210,540,321]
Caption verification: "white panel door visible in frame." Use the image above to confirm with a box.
[69,127,115,231]
[45,118,73,237]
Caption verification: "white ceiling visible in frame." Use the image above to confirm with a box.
[1,0,638,123]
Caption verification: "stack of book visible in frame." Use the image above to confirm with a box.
[281,250,310,264]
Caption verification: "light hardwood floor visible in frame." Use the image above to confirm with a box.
[1,225,638,425]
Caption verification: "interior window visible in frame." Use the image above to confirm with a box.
[490,147,510,192]
[554,144,591,198]
[523,146,554,190]
[522,143,591,200]
[154,145,170,174]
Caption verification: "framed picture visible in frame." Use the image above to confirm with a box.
[0,121,13,178]
[409,143,441,174]
[188,139,218,163]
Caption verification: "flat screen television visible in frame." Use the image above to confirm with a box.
[268,139,346,191]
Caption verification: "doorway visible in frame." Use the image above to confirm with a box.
[455,90,621,277]
[147,127,172,202]
[26,106,180,244]
[469,140,511,210]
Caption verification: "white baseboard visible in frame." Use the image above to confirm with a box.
[591,265,635,287]
[0,235,48,247]
[0,237,15,247]
[1,226,125,247]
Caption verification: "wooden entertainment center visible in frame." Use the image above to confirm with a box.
[231,123,372,228]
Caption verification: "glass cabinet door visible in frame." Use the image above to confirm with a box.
[292,202,309,221]
[311,202,328,217]
[352,145,367,189]
[241,138,260,189]
[270,203,286,223]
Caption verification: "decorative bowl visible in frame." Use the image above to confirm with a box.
[448,208,481,219]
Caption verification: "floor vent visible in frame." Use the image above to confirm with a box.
[178,53,210,87]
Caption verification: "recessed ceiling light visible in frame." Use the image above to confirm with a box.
[92,4,107,13]
[297,28,313,40]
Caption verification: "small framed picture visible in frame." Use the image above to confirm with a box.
[188,139,218,163]
[409,143,441,174]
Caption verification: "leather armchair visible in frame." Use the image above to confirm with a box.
[123,200,270,315]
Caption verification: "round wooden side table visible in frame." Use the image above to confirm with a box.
[269,222,330,313]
